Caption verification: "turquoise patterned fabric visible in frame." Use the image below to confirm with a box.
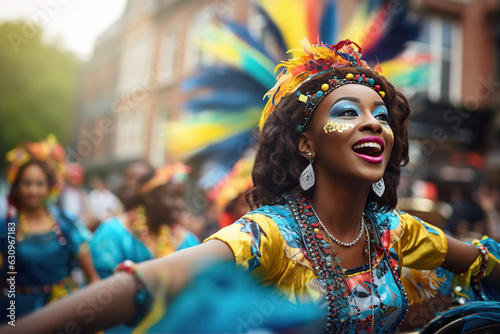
[0,206,91,319]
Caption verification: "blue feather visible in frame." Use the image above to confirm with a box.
[223,20,277,62]
[188,130,256,189]
[191,130,256,159]
[254,2,287,55]
[182,67,265,93]
[363,2,421,62]
[184,92,264,112]
[320,0,339,44]
[367,0,383,12]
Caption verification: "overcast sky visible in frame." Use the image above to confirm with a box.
[0,0,127,60]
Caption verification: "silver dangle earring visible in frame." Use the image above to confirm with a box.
[372,178,385,197]
[299,152,315,190]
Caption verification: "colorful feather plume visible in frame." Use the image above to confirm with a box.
[167,0,429,189]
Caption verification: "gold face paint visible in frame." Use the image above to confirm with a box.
[383,126,394,138]
[323,122,354,134]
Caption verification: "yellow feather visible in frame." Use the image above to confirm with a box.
[166,110,260,156]
[338,1,369,43]
[258,0,309,51]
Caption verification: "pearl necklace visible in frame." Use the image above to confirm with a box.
[310,204,365,247]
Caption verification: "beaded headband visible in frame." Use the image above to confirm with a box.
[295,71,386,133]
[260,38,385,132]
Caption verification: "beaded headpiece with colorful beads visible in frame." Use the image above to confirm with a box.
[6,134,66,200]
[260,38,386,132]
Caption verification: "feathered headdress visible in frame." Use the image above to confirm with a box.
[260,38,376,130]
[139,163,191,196]
[6,134,66,200]
[169,0,428,189]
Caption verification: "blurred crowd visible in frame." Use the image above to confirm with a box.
[0,136,253,321]
[0,135,498,324]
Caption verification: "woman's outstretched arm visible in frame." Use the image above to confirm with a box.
[2,239,234,334]
[442,235,500,290]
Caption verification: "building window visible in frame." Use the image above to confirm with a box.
[158,26,178,85]
[149,107,168,167]
[184,6,216,73]
[411,15,462,105]
[119,26,154,94]
[115,109,144,159]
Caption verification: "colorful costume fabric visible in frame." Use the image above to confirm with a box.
[205,190,497,333]
[0,206,91,320]
[90,217,154,279]
[91,217,200,279]
[90,216,199,334]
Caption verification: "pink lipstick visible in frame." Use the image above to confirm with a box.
[352,136,384,164]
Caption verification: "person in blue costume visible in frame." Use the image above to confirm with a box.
[4,40,500,334]
[0,136,100,322]
[91,163,199,280]
[90,161,156,279]
[132,163,200,258]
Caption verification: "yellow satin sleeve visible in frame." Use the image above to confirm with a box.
[204,214,284,279]
[393,212,448,270]
[204,214,322,303]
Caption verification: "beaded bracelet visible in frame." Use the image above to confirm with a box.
[114,260,153,327]
[474,244,489,281]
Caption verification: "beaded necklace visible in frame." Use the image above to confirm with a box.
[283,191,409,333]
[18,211,67,246]
[128,209,179,258]
[128,206,148,240]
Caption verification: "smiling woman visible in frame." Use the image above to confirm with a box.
[250,61,409,213]
[3,39,500,334]
[0,136,100,322]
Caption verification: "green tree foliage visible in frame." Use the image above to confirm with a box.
[0,21,80,168]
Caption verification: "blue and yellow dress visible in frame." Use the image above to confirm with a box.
[203,190,500,333]
[0,206,91,320]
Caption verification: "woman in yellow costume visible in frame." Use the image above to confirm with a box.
[0,136,99,321]
[5,39,500,333]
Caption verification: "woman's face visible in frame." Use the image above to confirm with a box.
[146,182,186,224]
[17,163,50,209]
[306,84,394,184]
[119,163,152,207]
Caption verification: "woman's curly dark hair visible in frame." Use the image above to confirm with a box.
[248,67,411,212]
